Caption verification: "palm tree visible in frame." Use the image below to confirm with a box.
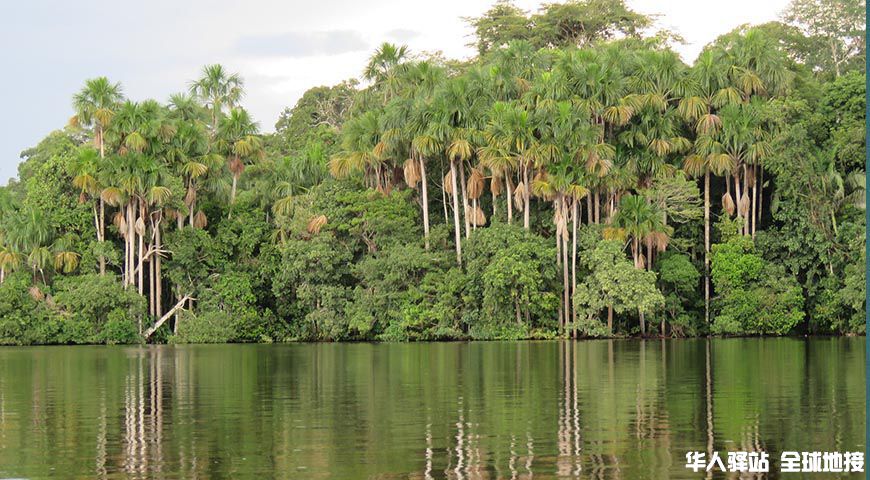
[189,64,245,133]
[217,108,263,206]
[482,101,537,229]
[330,110,385,189]
[71,77,123,275]
[166,96,217,227]
[607,194,671,335]
[71,148,106,274]
[364,43,410,103]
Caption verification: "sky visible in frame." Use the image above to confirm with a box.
[0,0,790,184]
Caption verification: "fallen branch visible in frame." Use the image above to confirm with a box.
[144,294,192,339]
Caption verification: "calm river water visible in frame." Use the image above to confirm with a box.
[0,338,864,479]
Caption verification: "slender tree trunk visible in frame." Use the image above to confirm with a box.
[126,202,135,289]
[505,175,513,224]
[561,198,570,337]
[97,127,107,276]
[646,239,653,271]
[725,175,731,215]
[734,172,743,230]
[704,170,711,327]
[751,165,757,238]
[138,202,145,296]
[522,163,530,230]
[459,161,470,239]
[441,168,449,226]
[742,165,750,235]
[594,189,600,224]
[607,306,613,335]
[156,221,163,318]
[149,246,155,317]
[419,157,430,250]
[632,237,646,336]
[231,173,239,205]
[174,290,181,334]
[758,166,764,229]
[586,194,593,225]
[491,187,497,220]
[449,159,462,266]
[98,199,106,275]
[556,208,563,333]
[189,186,196,227]
[571,197,578,328]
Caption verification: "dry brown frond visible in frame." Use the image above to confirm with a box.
[193,211,208,229]
[722,193,736,217]
[307,215,328,234]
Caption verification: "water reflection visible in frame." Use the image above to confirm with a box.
[0,339,864,479]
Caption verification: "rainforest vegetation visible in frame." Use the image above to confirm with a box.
[0,0,865,344]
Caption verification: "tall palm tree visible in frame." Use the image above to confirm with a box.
[364,43,410,103]
[217,108,263,206]
[189,64,245,133]
[482,101,537,229]
[71,77,123,275]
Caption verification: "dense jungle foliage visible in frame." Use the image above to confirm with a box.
[0,0,865,344]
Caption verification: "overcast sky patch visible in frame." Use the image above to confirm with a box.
[385,28,421,42]
[235,30,369,57]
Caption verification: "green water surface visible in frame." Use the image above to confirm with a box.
[0,338,864,479]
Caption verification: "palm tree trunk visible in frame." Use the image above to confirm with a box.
[522,163,530,230]
[149,246,155,317]
[586,195,593,225]
[646,239,653,271]
[449,159,462,266]
[594,189,600,224]
[97,127,107,276]
[725,175,731,215]
[126,202,135,289]
[561,198,570,337]
[632,236,646,336]
[555,209,563,332]
[758,166,764,228]
[459,161,470,239]
[419,157,430,250]
[704,170,711,327]
[734,172,743,231]
[231,174,239,205]
[751,165,758,238]
[98,199,106,275]
[505,175,513,224]
[138,202,145,296]
[441,167,449,226]
[571,197,578,328]
[742,165,750,235]
[156,221,163,318]
[491,187,497,220]
[189,189,196,227]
